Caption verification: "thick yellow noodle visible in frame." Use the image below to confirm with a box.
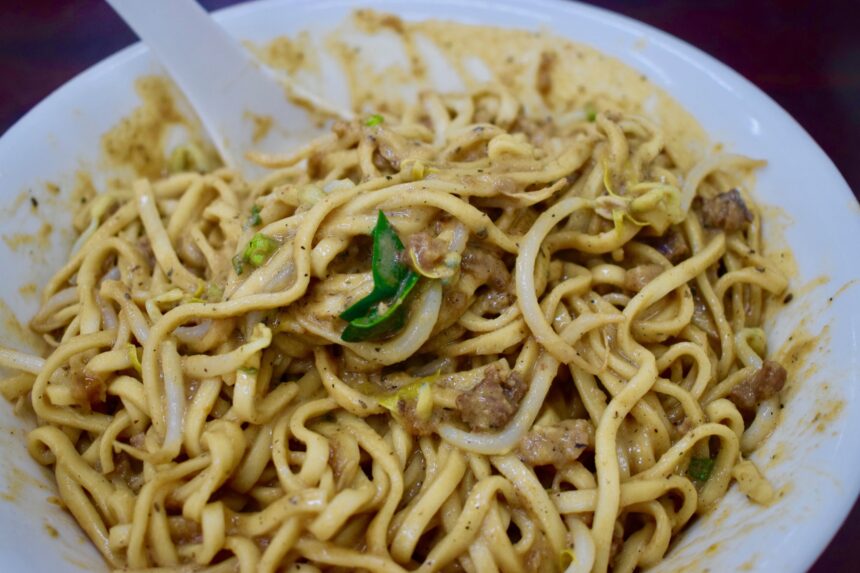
[0,34,790,573]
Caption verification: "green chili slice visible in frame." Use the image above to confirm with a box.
[340,211,414,321]
[339,210,420,341]
[372,211,409,296]
[340,272,419,342]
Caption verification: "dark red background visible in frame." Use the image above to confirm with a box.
[0,0,857,571]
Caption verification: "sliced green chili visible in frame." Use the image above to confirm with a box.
[687,457,715,482]
[247,204,262,227]
[341,272,419,342]
[340,211,413,320]
[339,210,420,342]
[372,211,410,296]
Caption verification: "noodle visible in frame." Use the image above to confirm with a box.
[0,14,792,573]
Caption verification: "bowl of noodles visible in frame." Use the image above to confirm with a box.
[1,1,859,572]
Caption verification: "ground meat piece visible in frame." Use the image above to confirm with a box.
[373,129,434,171]
[169,517,202,545]
[456,368,525,431]
[70,371,106,408]
[130,432,146,448]
[649,228,690,263]
[482,289,514,313]
[517,419,594,467]
[729,360,787,412]
[504,371,526,404]
[444,288,469,312]
[109,453,134,484]
[407,232,447,272]
[623,264,664,292]
[397,399,435,437]
[690,290,718,340]
[536,51,556,97]
[730,381,757,412]
[433,246,512,333]
[701,189,753,232]
[461,246,511,291]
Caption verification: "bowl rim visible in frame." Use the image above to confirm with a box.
[1,0,854,206]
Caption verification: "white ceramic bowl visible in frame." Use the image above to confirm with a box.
[1,1,858,571]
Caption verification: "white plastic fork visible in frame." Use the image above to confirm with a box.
[106,0,350,178]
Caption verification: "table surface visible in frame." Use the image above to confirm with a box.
[1,0,858,571]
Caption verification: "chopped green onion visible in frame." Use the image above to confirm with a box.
[602,159,617,197]
[585,103,597,122]
[206,283,223,301]
[365,113,384,127]
[377,373,438,414]
[687,457,715,482]
[232,254,245,275]
[247,204,262,227]
[242,233,280,267]
[401,159,427,181]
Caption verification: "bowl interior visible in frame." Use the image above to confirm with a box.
[1,1,858,572]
